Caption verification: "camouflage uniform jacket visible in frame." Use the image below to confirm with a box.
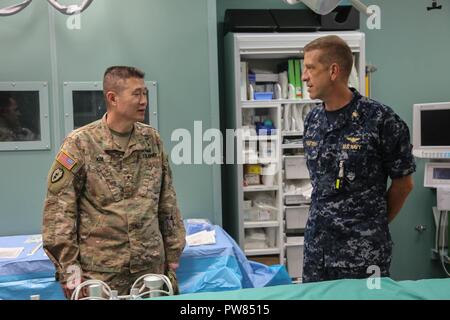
[42,114,186,282]
[303,89,416,268]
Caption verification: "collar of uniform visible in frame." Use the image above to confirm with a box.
[99,114,146,153]
[320,88,364,133]
[100,113,118,151]
[124,123,147,157]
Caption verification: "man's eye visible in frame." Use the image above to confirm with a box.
[132,91,148,97]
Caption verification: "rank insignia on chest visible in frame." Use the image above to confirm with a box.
[346,136,360,143]
[352,111,359,120]
[305,140,319,147]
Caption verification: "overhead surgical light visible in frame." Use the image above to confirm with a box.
[46,0,94,15]
[0,0,32,16]
[0,0,94,16]
[282,0,373,16]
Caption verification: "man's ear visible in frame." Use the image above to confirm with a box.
[329,63,340,81]
[105,91,117,107]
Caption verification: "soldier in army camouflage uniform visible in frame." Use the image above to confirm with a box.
[301,36,415,282]
[42,66,186,298]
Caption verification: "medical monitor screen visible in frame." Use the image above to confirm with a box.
[433,167,450,180]
[421,109,450,146]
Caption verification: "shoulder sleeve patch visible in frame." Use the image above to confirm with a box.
[51,167,64,183]
[47,163,74,195]
[56,150,77,171]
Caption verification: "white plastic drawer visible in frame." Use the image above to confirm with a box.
[285,236,304,279]
[284,194,309,205]
[285,205,309,230]
[284,155,309,179]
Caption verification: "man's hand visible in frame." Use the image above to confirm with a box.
[168,262,179,271]
[62,283,75,299]
[387,175,414,223]
[61,277,87,300]
[166,263,180,295]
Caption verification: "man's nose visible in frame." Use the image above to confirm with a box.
[301,71,308,82]
[140,95,148,105]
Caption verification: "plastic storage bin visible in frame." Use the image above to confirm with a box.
[258,205,277,221]
[244,173,260,186]
[261,163,277,187]
[285,205,309,230]
[244,205,277,221]
[284,194,308,206]
[245,228,269,250]
[265,227,277,247]
[285,236,304,279]
[259,141,277,159]
[284,155,309,179]
[254,92,273,100]
[244,207,259,221]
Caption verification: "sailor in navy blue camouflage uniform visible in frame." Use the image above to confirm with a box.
[301,36,415,282]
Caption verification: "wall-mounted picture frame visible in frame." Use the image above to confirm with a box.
[63,81,158,136]
[0,82,50,151]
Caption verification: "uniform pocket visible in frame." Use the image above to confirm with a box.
[86,161,122,205]
[304,145,319,179]
[137,156,163,197]
[342,152,371,195]
[345,153,363,182]
[79,215,104,241]
[345,142,372,182]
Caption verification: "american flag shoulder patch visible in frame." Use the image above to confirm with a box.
[56,150,77,171]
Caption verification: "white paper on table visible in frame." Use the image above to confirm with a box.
[25,235,42,243]
[0,247,24,259]
[186,230,216,246]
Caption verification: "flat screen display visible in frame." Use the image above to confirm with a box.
[421,109,450,146]
[433,167,450,180]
